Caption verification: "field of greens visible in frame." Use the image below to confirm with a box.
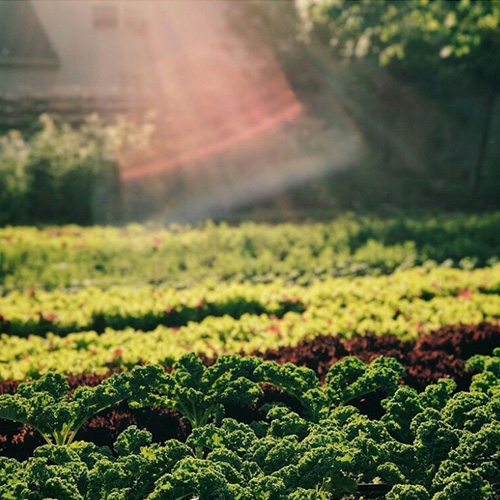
[2,214,500,499]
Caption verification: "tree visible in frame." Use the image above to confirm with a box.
[297,0,500,192]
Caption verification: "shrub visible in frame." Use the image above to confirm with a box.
[0,114,153,225]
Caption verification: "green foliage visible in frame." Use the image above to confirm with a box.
[387,485,430,500]
[133,354,264,429]
[0,365,164,445]
[298,0,500,89]
[3,352,500,498]
[256,355,404,420]
[255,361,324,419]
[326,355,405,403]
[0,214,500,291]
[0,114,153,225]
[4,263,500,380]
[2,215,500,496]
[466,347,500,396]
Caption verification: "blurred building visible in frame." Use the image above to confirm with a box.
[0,0,170,133]
[0,1,158,99]
[0,0,363,222]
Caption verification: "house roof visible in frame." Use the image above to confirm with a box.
[0,1,59,68]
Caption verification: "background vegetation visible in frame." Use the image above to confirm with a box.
[0,114,154,225]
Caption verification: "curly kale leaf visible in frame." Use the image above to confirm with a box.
[0,455,86,500]
[382,379,455,443]
[0,365,164,445]
[386,484,430,500]
[467,349,500,396]
[135,354,263,429]
[147,456,242,500]
[187,418,260,456]
[89,430,191,500]
[265,406,309,439]
[432,469,493,500]
[254,361,325,420]
[326,356,406,405]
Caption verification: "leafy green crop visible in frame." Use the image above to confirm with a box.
[2,353,500,498]
[3,264,500,380]
[0,365,163,445]
[1,213,500,291]
[255,355,404,421]
[133,354,264,430]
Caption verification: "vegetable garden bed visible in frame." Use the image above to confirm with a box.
[2,341,500,498]
[2,218,500,498]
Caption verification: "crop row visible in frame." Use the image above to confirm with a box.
[0,282,307,338]
[1,213,500,290]
[2,267,500,379]
[2,264,500,338]
[259,322,500,391]
[2,322,499,460]
[2,346,500,499]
